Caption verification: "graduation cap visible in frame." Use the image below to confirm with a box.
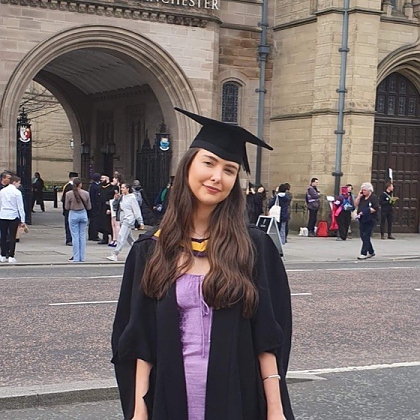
[174,107,273,174]
[69,171,78,178]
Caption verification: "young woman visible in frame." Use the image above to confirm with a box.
[111,109,294,420]
[109,175,123,247]
[0,175,27,264]
[109,188,121,247]
[65,178,91,262]
[107,183,144,262]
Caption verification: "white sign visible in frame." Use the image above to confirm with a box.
[256,216,284,258]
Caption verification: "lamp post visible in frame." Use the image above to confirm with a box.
[16,108,33,225]
[81,142,91,182]
[102,142,116,176]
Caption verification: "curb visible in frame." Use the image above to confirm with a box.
[0,375,308,411]
[0,381,119,411]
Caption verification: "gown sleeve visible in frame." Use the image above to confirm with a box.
[249,227,293,373]
[111,234,157,419]
[249,227,295,420]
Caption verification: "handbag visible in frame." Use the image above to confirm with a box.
[268,195,281,222]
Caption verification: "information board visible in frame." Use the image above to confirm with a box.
[256,216,284,258]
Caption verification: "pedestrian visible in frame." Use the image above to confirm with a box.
[107,183,144,262]
[0,175,27,264]
[153,177,173,221]
[61,171,78,246]
[111,108,294,420]
[354,182,379,260]
[346,183,355,239]
[335,185,355,241]
[109,175,122,247]
[284,183,292,241]
[88,173,101,241]
[254,184,267,221]
[245,182,257,223]
[97,174,114,244]
[0,171,11,190]
[306,177,320,237]
[64,178,91,262]
[132,180,156,227]
[31,172,45,212]
[268,184,290,245]
[108,187,121,247]
[379,182,396,240]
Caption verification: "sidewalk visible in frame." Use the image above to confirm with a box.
[6,202,420,265]
[6,203,130,266]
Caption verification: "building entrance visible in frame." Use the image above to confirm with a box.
[0,26,200,193]
[372,72,420,233]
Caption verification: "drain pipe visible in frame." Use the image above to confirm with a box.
[255,0,270,186]
[333,0,350,196]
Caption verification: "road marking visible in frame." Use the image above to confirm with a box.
[289,361,420,375]
[0,275,122,281]
[288,267,414,272]
[291,293,312,296]
[49,300,118,306]
[415,289,420,291]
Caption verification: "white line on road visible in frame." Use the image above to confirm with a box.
[291,293,312,296]
[49,300,118,306]
[0,275,122,281]
[288,267,413,272]
[289,361,420,375]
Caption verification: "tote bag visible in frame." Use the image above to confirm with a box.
[268,195,281,222]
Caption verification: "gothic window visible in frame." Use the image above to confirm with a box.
[376,73,420,118]
[222,82,240,124]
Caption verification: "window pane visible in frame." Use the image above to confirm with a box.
[398,97,406,115]
[222,83,239,124]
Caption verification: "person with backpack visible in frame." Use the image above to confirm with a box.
[334,185,355,240]
[268,184,291,245]
[306,178,320,237]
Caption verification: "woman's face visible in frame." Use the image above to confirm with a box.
[188,149,239,209]
[120,184,128,195]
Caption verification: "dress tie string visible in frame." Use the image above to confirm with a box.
[199,277,211,358]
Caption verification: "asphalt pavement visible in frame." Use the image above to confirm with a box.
[1,202,419,418]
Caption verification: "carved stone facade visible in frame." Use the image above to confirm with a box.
[1,0,420,229]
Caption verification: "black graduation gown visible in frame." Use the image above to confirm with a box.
[97,183,114,235]
[111,226,294,420]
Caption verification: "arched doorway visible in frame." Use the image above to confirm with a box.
[0,26,200,191]
[372,72,420,233]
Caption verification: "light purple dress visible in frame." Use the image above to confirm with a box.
[176,273,213,420]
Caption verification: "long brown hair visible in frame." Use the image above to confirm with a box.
[72,178,82,203]
[142,148,257,317]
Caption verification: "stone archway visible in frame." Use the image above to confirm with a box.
[0,25,201,171]
[372,72,420,233]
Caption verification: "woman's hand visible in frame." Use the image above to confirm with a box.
[139,223,145,230]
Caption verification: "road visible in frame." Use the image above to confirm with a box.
[0,261,419,419]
